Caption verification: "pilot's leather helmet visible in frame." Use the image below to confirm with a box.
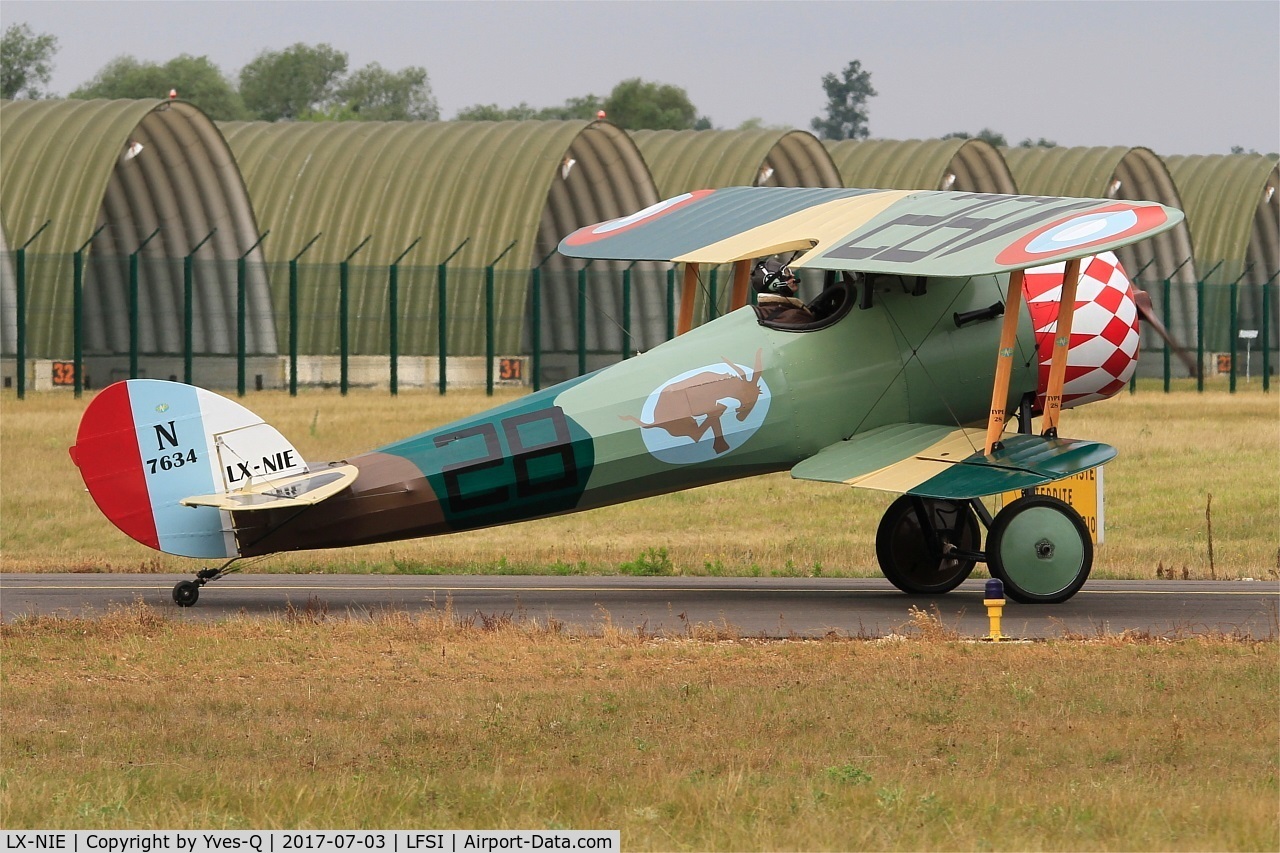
[752,258,800,295]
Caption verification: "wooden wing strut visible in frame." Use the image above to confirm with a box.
[677,262,699,336]
[984,269,1025,455]
[729,259,753,311]
[1040,257,1082,436]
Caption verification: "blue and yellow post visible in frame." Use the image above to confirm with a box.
[984,578,1006,641]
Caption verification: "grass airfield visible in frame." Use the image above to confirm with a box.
[2,385,1278,847]
[2,605,1277,848]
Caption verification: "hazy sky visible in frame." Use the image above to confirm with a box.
[6,0,1278,156]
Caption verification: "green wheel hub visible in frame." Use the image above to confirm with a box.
[987,494,1092,603]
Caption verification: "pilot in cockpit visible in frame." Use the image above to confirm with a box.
[752,258,814,325]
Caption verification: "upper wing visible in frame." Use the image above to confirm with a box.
[790,423,1116,500]
[559,186,1184,277]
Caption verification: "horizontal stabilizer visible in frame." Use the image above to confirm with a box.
[70,379,312,559]
[792,424,1115,500]
[181,464,359,511]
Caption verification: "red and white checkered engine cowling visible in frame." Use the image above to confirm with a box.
[1022,251,1141,411]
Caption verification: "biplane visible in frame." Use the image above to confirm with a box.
[69,186,1183,607]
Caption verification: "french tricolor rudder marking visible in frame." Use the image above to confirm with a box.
[71,380,308,560]
[71,381,160,550]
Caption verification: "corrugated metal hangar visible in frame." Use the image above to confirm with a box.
[1,98,1276,388]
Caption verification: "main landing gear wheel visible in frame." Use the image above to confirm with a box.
[876,496,981,595]
[987,494,1092,604]
[172,580,200,607]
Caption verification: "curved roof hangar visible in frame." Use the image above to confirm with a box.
[219,119,658,357]
[825,137,1016,194]
[0,98,272,360]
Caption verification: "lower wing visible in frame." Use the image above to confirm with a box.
[791,423,1115,500]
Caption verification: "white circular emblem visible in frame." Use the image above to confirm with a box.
[632,361,771,465]
[1025,209,1139,255]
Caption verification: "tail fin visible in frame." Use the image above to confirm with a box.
[69,380,308,558]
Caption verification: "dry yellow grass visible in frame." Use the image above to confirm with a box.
[1,385,1276,578]
[1,604,1277,849]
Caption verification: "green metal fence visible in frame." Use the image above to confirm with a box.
[3,250,1276,399]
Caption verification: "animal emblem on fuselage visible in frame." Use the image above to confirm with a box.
[622,349,766,455]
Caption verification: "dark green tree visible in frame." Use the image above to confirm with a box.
[944,129,1058,148]
[452,83,707,128]
[239,42,347,121]
[454,102,543,121]
[539,94,605,121]
[736,117,792,131]
[811,60,876,140]
[454,94,605,122]
[332,62,439,121]
[1,22,58,99]
[602,78,706,130]
[70,54,247,120]
[943,128,1010,147]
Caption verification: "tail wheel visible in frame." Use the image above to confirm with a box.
[875,496,980,595]
[172,580,200,607]
[987,494,1092,604]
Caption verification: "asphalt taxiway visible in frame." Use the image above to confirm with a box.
[2,574,1275,639]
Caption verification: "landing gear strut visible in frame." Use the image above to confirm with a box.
[172,558,243,607]
[873,492,1092,604]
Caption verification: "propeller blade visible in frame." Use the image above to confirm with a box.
[1134,290,1200,378]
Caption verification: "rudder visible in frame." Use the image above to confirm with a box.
[70,380,308,558]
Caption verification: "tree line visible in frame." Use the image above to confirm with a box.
[4,21,974,145]
[1,22,880,138]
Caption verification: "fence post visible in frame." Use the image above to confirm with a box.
[1263,272,1277,393]
[71,224,105,398]
[237,231,270,397]
[1195,261,1222,393]
[1195,279,1205,392]
[13,220,51,400]
[1162,278,1171,393]
[1128,260,1156,395]
[708,266,719,322]
[388,237,422,397]
[1227,265,1252,394]
[129,228,162,381]
[437,238,470,395]
[288,233,323,397]
[338,235,372,396]
[622,261,637,359]
[485,240,518,396]
[530,247,558,393]
[577,261,593,377]
[666,267,676,342]
[183,229,217,385]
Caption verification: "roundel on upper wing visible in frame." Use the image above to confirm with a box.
[562,190,716,246]
[995,203,1168,267]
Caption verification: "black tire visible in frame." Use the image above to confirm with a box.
[875,496,980,595]
[987,494,1092,604]
[172,580,200,607]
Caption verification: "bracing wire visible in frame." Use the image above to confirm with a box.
[873,276,986,456]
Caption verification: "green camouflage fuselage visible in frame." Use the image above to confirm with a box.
[233,274,1036,556]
